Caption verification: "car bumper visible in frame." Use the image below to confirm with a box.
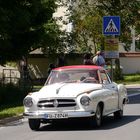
[23,111,95,119]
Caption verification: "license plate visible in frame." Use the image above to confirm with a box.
[44,113,68,119]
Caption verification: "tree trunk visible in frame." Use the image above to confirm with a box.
[114,58,124,80]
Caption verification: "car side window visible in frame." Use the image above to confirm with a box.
[100,70,111,84]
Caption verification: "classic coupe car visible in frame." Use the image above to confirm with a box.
[23,65,128,130]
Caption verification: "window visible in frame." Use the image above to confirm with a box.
[100,70,111,84]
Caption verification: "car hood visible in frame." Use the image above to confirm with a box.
[32,83,102,99]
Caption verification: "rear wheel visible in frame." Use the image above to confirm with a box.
[114,109,123,119]
[114,104,124,119]
[28,119,40,131]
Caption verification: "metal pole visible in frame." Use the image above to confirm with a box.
[10,69,11,84]
[111,59,113,81]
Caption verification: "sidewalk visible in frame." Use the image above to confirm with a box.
[125,84,140,88]
[0,115,23,126]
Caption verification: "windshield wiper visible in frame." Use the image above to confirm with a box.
[63,80,77,83]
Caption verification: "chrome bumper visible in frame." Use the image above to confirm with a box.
[23,111,95,119]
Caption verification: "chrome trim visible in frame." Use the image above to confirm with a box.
[23,111,95,119]
[37,99,76,108]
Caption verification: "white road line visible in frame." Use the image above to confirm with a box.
[128,92,140,97]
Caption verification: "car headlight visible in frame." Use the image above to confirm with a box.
[80,96,91,106]
[23,97,33,107]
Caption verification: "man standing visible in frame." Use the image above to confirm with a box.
[83,53,93,65]
[93,51,105,66]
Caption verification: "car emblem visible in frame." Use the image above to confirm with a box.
[53,99,59,107]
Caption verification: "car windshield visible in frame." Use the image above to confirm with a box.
[45,69,99,85]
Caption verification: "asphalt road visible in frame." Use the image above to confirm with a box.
[0,88,140,140]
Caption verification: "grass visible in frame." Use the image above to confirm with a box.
[0,73,140,120]
[116,73,140,85]
[0,105,24,119]
[0,87,41,120]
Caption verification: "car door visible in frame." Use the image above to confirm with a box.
[99,70,118,113]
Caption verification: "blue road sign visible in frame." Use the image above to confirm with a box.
[103,16,120,35]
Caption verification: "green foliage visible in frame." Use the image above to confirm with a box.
[41,20,66,55]
[124,74,140,82]
[96,0,140,80]
[0,83,26,106]
[65,0,140,80]
[116,73,140,84]
[66,0,104,53]
[96,0,140,50]
[113,59,124,80]
[0,105,23,119]
[0,0,58,61]
[66,0,140,53]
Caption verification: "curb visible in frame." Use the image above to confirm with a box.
[125,84,140,88]
[0,115,23,125]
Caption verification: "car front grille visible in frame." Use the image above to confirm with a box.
[37,99,76,108]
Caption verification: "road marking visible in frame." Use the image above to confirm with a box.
[128,92,140,97]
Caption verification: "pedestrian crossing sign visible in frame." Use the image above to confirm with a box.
[103,16,120,35]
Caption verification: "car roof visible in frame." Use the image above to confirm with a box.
[53,65,104,71]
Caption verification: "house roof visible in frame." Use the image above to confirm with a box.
[29,48,43,54]
[119,52,140,57]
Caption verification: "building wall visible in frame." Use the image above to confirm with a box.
[120,57,140,74]
[28,54,83,79]
[28,53,140,79]
[119,53,140,74]
[28,57,52,79]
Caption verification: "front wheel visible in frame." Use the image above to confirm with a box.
[114,103,124,119]
[95,105,102,127]
[28,119,40,131]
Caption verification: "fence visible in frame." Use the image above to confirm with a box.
[1,69,20,85]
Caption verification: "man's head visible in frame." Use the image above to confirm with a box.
[96,51,101,56]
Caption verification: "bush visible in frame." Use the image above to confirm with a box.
[0,83,27,106]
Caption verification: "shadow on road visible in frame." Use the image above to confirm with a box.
[128,95,140,104]
[127,87,140,104]
[100,115,140,130]
[127,88,140,93]
[38,115,140,131]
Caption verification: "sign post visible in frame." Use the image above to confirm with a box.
[104,38,119,58]
[103,16,120,80]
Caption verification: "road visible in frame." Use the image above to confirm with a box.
[0,88,140,140]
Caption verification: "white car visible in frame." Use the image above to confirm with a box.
[23,65,128,130]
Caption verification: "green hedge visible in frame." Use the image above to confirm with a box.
[0,84,27,106]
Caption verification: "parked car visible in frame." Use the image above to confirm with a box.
[23,65,128,130]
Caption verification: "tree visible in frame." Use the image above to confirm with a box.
[66,0,140,80]
[96,0,140,51]
[96,0,140,80]
[40,19,67,55]
[65,0,104,53]
[0,0,59,62]
[66,0,140,52]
